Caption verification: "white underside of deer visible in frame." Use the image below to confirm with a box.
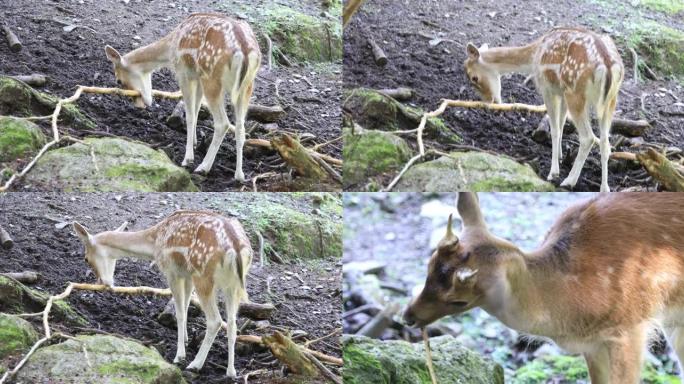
[105,14,261,181]
[73,211,253,378]
[465,28,624,191]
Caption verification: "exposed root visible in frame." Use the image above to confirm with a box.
[422,328,438,384]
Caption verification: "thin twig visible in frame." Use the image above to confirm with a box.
[422,329,438,384]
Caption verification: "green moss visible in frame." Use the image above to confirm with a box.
[343,128,411,188]
[0,313,40,359]
[25,137,198,192]
[639,0,684,14]
[0,116,47,162]
[96,359,165,383]
[625,20,684,79]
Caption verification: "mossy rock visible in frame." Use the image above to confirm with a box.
[343,335,504,384]
[0,76,95,130]
[0,313,39,359]
[0,275,86,326]
[248,199,342,261]
[0,116,47,162]
[343,88,461,143]
[15,334,185,384]
[638,0,684,15]
[395,151,556,192]
[343,127,411,189]
[623,20,684,80]
[23,137,198,192]
[223,3,342,63]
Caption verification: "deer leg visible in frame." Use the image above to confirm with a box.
[186,282,221,371]
[598,97,617,192]
[232,89,251,182]
[194,80,230,175]
[585,325,647,384]
[168,277,188,363]
[561,94,594,188]
[542,92,562,181]
[558,99,567,160]
[178,77,200,167]
[224,287,240,378]
[182,279,193,344]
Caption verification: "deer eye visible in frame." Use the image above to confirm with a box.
[116,79,123,87]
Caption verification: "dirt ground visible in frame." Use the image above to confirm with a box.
[0,0,342,192]
[344,0,684,191]
[0,192,342,384]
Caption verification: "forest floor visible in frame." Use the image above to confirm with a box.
[0,0,342,192]
[344,0,684,191]
[0,192,341,383]
[343,192,681,383]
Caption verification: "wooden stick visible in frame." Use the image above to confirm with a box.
[2,25,22,52]
[636,148,684,192]
[237,334,342,366]
[356,303,399,338]
[0,226,13,249]
[10,74,48,87]
[1,271,39,283]
[262,331,318,376]
[367,38,388,67]
[303,350,342,384]
[422,329,438,384]
[271,134,330,181]
[166,100,185,129]
[378,87,414,101]
[246,104,286,123]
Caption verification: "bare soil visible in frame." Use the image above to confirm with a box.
[343,0,684,191]
[0,192,342,384]
[0,0,342,192]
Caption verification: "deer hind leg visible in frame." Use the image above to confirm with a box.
[584,325,647,384]
[598,97,617,192]
[186,277,222,371]
[167,276,189,363]
[560,92,594,189]
[541,91,563,181]
[557,99,567,160]
[182,278,193,344]
[224,287,241,378]
[232,86,253,182]
[178,77,202,167]
[193,79,231,175]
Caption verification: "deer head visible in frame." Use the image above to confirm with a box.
[403,192,523,328]
[463,43,502,104]
[72,221,128,287]
[105,45,153,108]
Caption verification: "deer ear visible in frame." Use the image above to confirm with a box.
[466,43,480,59]
[72,222,92,243]
[115,221,128,232]
[457,192,486,228]
[105,45,122,64]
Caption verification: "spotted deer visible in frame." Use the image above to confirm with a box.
[104,13,261,181]
[73,210,253,378]
[464,28,624,191]
[404,192,684,383]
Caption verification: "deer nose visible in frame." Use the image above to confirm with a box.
[403,307,417,327]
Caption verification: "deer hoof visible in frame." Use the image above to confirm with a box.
[193,164,210,174]
[560,178,576,189]
[181,158,194,167]
[226,367,237,379]
[173,355,186,364]
[546,172,559,181]
[235,170,246,182]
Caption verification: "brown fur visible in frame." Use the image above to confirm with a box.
[405,193,684,383]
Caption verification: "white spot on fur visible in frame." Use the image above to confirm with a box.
[456,268,478,282]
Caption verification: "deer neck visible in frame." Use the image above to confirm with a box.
[123,35,174,73]
[96,228,157,261]
[480,43,537,75]
[479,251,555,335]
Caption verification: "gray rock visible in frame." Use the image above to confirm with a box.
[0,116,47,163]
[0,313,40,360]
[396,151,556,192]
[15,334,185,384]
[343,128,411,189]
[24,137,198,192]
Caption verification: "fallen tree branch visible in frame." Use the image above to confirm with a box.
[0,225,13,249]
[237,334,341,366]
[636,148,684,191]
[10,74,48,87]
[367,37,388,67]
[271,134,333,182]
[262,331,318,376]
[1,271,39,283]
[2,25,22,52]
[378,87,414,101]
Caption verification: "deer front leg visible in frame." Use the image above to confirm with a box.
[541,91,562,181]
[561,93,594,189]
[232,90,251,182]
[584,325,647,384]
[178,77,201,167]
[167,277,188,363]
[186,282,222,372]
